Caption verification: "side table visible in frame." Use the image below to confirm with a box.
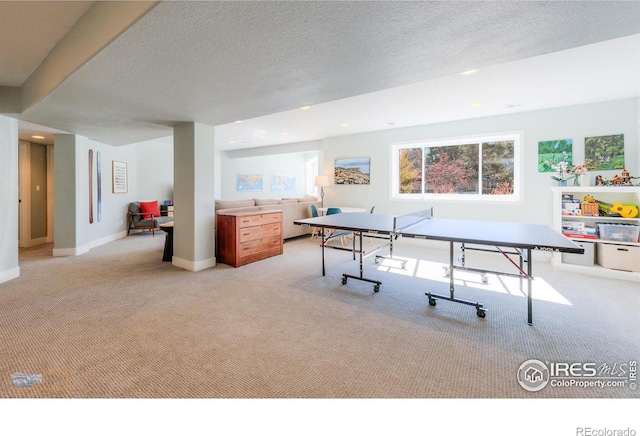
[159,222,174,262]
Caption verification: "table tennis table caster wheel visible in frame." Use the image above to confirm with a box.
[481,274,488,284]
[428,298,437,306]
[341,277,348,285]
[476,309,486,318]
[443,267,450,278]
[373,284,380,293]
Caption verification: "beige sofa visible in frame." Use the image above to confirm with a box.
[215,197,321,239]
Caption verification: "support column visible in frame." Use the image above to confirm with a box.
[0,116,20,283]
[173,122,216,271]
[52,134,89,256]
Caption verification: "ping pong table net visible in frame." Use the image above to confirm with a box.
[393,207,433,233]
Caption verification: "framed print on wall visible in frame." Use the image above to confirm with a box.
[537,139,572,172]
[334,157,370,185]
[112,160,128,193]
[271,175,296,191]
[237,174,263,191]
[585,134,624,170]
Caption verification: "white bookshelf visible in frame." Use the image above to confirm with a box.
[550,186,640,282]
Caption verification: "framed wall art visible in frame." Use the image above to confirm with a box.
[537,139,572,172]
[112,160,128,194]
[237,174,263,191]
[585,134,624,170]
[271,175,296,191]
[334,157,370,185]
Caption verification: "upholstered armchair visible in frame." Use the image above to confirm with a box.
[127,201,173,236]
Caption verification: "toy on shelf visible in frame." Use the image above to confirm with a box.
[595,169,639,186]
[583,195,639,219]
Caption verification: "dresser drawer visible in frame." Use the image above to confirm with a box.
[239,235,282,257]
[237,212,282,228]
[239,223,282,243]
[216,209,283,267]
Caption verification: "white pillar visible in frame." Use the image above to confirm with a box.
[173,122,216,271]
[0,116,20,283]
[52,134,90,256]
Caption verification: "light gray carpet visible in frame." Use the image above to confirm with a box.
[1,233,638,398]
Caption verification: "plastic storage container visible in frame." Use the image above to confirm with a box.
[597,223,640,242]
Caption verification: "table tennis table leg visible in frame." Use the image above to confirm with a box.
[449,241,455,296]
[321,227,326,276]
[342,231,382,292]
[426,241,486,318]
[527,248,533,325]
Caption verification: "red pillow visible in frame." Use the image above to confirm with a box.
[139,201,160,219]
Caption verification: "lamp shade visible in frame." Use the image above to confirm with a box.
[314,175,330,187]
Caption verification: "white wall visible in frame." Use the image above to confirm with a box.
[220,151,312,200]
[0,116,19,283]
[82,137,138,240]
[321,98,639,226]
[136,138,174,203]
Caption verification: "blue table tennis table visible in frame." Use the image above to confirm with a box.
[294,208,583,325]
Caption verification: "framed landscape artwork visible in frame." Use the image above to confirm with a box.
[537,139,572,172]
[334,157,370,185]
[585,134,624,170]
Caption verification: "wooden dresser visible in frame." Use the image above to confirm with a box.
[216,210,284,267]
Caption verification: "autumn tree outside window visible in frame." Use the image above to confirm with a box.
[392,131,522,201]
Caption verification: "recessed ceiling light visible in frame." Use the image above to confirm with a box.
[340,123,350,127]
[32,135,45,139]
[460,69,478,76]
[234,120,242,124]
[387,122,396,126]
[242,141,252,145]
[470,103,482,108]
[282,132,289,136]
[300,106,311,111]
[228,140,236,144]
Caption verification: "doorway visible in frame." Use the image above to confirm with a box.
[18,140,54,248]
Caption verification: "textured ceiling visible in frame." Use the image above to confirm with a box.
[0,1,93,86]
[4,1,640,148]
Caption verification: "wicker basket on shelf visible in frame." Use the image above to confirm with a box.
[581,202,599,215]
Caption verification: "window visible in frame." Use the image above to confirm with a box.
[392,131,522,201]
[306,153,319,197]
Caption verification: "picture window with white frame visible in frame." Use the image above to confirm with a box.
[391,131,522,201]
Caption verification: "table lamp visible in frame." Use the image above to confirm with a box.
[315,175,330,208]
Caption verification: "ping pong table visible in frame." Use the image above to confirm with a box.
[294,208,583,325]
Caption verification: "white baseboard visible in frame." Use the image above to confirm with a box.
[53,245,89,257]
[53,231,127,257]
[88,231,127,249]
[172,256,216,272]
[0,266,20,284]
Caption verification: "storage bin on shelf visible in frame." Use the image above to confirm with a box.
[580,202,599,216]
[596,223,640,242]
[561,240,595,266]
[596,243,640,272]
